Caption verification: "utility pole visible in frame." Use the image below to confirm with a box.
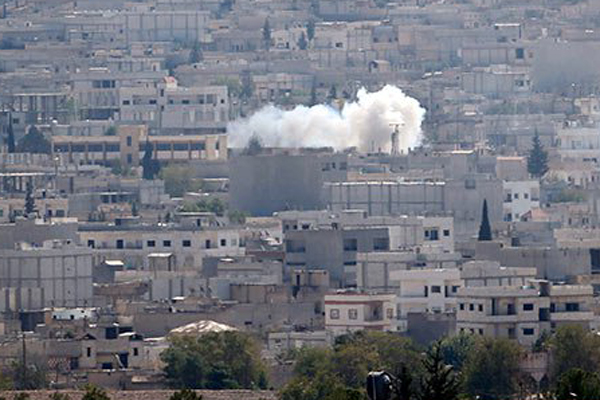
[21,330,27,389]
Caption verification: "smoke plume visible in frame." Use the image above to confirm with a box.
[227,85,426,153]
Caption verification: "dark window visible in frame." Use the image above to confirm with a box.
[173,143,189,151]
[469,304,474,311]
[106,144,120,152]
[133,348,139,356]
[156,143,171,151]
[459,303,465,310]
[343,238,358,251]
[443,229,450,237]
[147,240,156,247]
[220,239,226,247]
[163,240,171,247]
[191,142,206,151]
[566,303,580,312]
[431,285,441,293]
[116,239,124,249]
[87,240,95,248]
[88,144,103,152]
[516,48,525,59]
[523,303,534,311]
[87,347,92,357]
[122,100,130,105]
[478,304,483,312]
[373,237,389,251]
[523,328,535,336]
[182,240,191,247]
[205,239,211,249]
[126,136,132,146]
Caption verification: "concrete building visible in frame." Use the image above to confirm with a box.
[503,180,540,222]
[0,241,93,312]
[456,280,595,346]
[324,291,398,336]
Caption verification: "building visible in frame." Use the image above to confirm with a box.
[324,291,398,336]
[502,180,540,222]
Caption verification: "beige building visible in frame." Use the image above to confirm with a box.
[324,292,398,336]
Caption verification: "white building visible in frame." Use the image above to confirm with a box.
[324,292,398,336]
[503,180,540,222]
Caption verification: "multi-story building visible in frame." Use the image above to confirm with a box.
[503,180,540,222]
[456,280,595,346]
[324,291,398,336]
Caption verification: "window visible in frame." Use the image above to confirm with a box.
[182,240,191,247]
[523,303,534,311]
[459,303,465,310]
[452,286,460,293]
[147,240,156,247]
[87,347,92,357]
[431,286,441,293]
[116,239,124,249]
[523,328,535,336]
[122,100,130,105]
[220,239,227,247]
[163,240,171,247]
[133,348,139,356]
[126,136,132,146]
[174,143,189,151]
[343,238,358,251]
[566,303,580,312]
[516,48,525,59]
[330,309,340,320]
[443,229,450,237]
[425,229,439,241]
[524,193,529,199]
[469,304,474,311]
[386,308,394,319]
[348,309,358,320]
[478,329,483,335]
[205,239,211,249]
[87,240,95,248]
[514,193,519,199]
[478,304,483,312]
[373,237,389,251]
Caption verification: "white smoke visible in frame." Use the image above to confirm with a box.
[227,85,426,153]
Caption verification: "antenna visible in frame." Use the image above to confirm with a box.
[389,122,403,155]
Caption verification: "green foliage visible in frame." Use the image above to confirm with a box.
[297,32,308,50]
[555,369,600,400]
[228,209,249,225]
[6,119,15,153]
[180,198,226,216]
[550,325,600,382]
[189,42,203,64]
[169,389,202,400]
[161,331,267,390]
[306,20,315,42]
[13,393,30,400]
[24,180,35,215]
[262,19,271,50]
[17,126,50,154]
[10,359,47,390]
[81,385,110,400]
[553,188,586,203]
[309,82,318,106]
[417,343,461,400]
[280,331,422,400]
[160,165,202,197]
[243,136,263,155]
[104,126,117,136]
[463,337,522,400]
[438,333,476,372]
[478,199,492,241]
[527,132,549,178]
[141,141,160,180]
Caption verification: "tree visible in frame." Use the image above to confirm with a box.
[161,331,267,390]
[169,389,203,400]
[478,199,492,241]
[189,42,203,64]
[131,201,139,217]
[141,140,160,180]
[438,333,476,372]
[104,126,117,136]
[527,132,549,178]
[463,337,522,400]
[24,180,35,216]
[10,359,47,390]
[160,165,201,197]
[240,71,254,100]
[555,369,600,400]
[550,325,600,382]
[417,343,461,400]
[81,386,110,400]
[243,136,263,156]
[309,82,318,106]
[6,118,15,153]
[306,19,315,42]
[262,18,271,50]
[328,85,337,100]
[17,126,50,154]
[49,393,70,400]
[297,31,308,50]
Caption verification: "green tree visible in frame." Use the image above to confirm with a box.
[141,140,160,180]
[417,343,461,400]
[169,389,203,400]
[309,82,318,106]
[161,331,267,390]
[243,136,263,156]
[189,42,203,64]
[49,392,70,400]
[13,393,30,400]
[527,132,549,178]
[328,85,337,100]
[104,126,117,136]
[10,359,47,390]
[160,165,201,197]
[262,19,272,50]
[24,180,35,215]
[240,71,254,99]
[228,210,249,225]
[17,125,50,154]
[478,199,492,241]
[297,31,308,50]
[6,118,15,153]
[555,369,600,400]
[81,385,110,400]
[306,20,315,42]
[550,325,600,382]
[463,337,522,400]
[438,333,476,372]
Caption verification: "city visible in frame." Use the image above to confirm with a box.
[0,0,599,399]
